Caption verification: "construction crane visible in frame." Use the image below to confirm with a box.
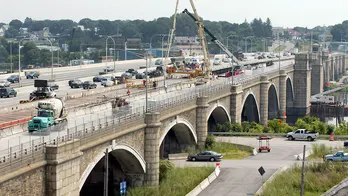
[183,8,241,67]
[187,0,212,80]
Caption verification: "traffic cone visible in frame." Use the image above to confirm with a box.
[216,162,220,169]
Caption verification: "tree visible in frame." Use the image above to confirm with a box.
[0,45,9,63]
[9,19,23,30]
[22,42,39,66]
[38,49,52,66]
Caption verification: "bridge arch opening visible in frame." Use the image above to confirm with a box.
[160,121,197,159]
[241,93,260,123]
[80,145,145,196]
[286,77,294,112]
[268,84,279,120]
[207,106,230,132]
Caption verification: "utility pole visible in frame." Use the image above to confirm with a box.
[104,148,109,196]
[300,145,306,196]
[10,41,13,73]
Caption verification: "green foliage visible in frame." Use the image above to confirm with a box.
[216,122,242,132]
[267,119,294,133]
[262,162,348,196]
[159,160,174,182]
[310,144,333,160]
[211,142,252,159]
[128,167,214,196]
[205,134,216,149]
[242,122,264,133]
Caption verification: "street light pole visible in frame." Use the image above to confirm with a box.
[10,41,13,73]
[150,34,164,67]
[45,38,54,81]
[18,38,32,87]
[106,36,116,73]
[124,41,127,61]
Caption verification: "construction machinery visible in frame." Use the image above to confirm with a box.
[28,98,67,133]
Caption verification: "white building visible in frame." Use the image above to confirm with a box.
[0,24,9,37]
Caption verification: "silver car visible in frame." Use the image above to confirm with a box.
[0,80,11,87]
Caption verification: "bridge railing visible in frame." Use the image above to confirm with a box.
[0,61,296,176]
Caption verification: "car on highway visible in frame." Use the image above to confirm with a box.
[103,80,114,87]
[0,87,17,98]
[187,151,222,162]
[69,79,83,88]
[48,83,59,91]
[26,71,40,79]
[93,76,104,82]
[135,72,146,79]
[155,59,162,65]
[286,129,319,141]
[126,69,138,76]
[7,75,19,83]
[104,66,114,72]
[82,81,97,89]
[0,80,11,87]
[121,72,133,79]
[101,76,112,86]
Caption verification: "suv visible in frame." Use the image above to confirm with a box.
[26,71,40,79]
[69,79,83,88]
[93,76,104,82]
[82,81,97,89]
[0,88,17,98]
[7,75,19,83]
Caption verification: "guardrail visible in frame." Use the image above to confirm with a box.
[0,59,295,175]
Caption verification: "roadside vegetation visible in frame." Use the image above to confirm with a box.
[262,162,348,196]
[273,45,286,53]
[215,116,348,135]
[127,160,214,196]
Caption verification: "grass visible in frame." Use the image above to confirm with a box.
[127,167,214,196]
[262,162,348,196]
[308,143,348,160]
[273,45,287,53]
[209,142,252,159]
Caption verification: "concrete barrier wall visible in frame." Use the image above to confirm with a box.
[255,166,289,196]
[322,177,348,196]
[186,166,220,196]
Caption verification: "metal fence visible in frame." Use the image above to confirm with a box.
[0,60,295,175]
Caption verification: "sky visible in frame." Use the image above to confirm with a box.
[1,0,348,28]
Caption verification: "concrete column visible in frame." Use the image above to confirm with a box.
[230,85,243,124]
[45,140,82,196]
[279,70,287,122]
[289,53,311,120]
[196,96,209,149]
[344,55,347,72]
[310,52,324,95]
[260,76,269,126]
[322,52,330,84]
[331,57,336,81]
[144,112,161,186]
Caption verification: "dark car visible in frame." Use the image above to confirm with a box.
[7,75,19,83]
[0,88,17,98]
[82,81,97,89]
[187,151,222,162]
[26,71,40,79]
[126,69,138,76]
[69,79,83,88]
[93,76,104,82]
[48,83,59,91]
[135,72,146,79]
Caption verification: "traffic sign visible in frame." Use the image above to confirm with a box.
[258,166,265,176]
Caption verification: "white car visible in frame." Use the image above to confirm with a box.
[103,80,114,87]
[0,80,11,87]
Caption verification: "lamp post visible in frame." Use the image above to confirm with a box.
[106,36,116,72]
[244,37,253,53]
[342,39,347,54]
[18,38,32,87]
[150,34,165,67]
[226,35,238,52]
[10,40,13,73]
[45,38,54,81]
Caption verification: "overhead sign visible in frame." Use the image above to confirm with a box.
[34,80,48,87]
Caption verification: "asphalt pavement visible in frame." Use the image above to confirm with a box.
[171,137,343,196]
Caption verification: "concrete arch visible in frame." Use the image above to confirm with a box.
[241,92,260,123]
[79,144,146,191]
[206,104,231,122]
[268,83,280,120]
[159,117,197,148]
[286,76,295,101]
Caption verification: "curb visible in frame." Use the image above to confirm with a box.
[186,166,221,196]
[255,166,289,196]
[294,149,312,161]
[321,177,348,196]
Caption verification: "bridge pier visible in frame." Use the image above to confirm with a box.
[45,140,82,196]
[196,96,209,149]
[288,53,311,120]
[278,70,287,122]
[260,76,269,126]
[144,113,161,186]
[310,44,324,95]
[230,85,243,123]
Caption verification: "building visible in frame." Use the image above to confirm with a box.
[173,36,202,56]
[272,27,285,38]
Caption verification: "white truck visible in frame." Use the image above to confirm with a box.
[28,98,67,132]
[286,129,319,141]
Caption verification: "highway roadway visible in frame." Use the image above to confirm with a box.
[0,58,296,154]
[172,137,343,196]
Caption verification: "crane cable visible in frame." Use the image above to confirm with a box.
[163,0,180,85]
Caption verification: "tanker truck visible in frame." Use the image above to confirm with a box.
[28,98,67,133]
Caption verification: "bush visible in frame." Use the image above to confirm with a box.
[159,160,174,182]
[216,122,242,132]
[310,144,333,160]
[242,122,264,133]
[267,119,294,133]
[327,124,335,135]
[205,134,216,149]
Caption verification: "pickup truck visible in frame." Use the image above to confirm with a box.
[286,129,319,141]
[324,151,348,162]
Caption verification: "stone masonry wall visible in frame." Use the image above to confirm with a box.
[0,166,46,196]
